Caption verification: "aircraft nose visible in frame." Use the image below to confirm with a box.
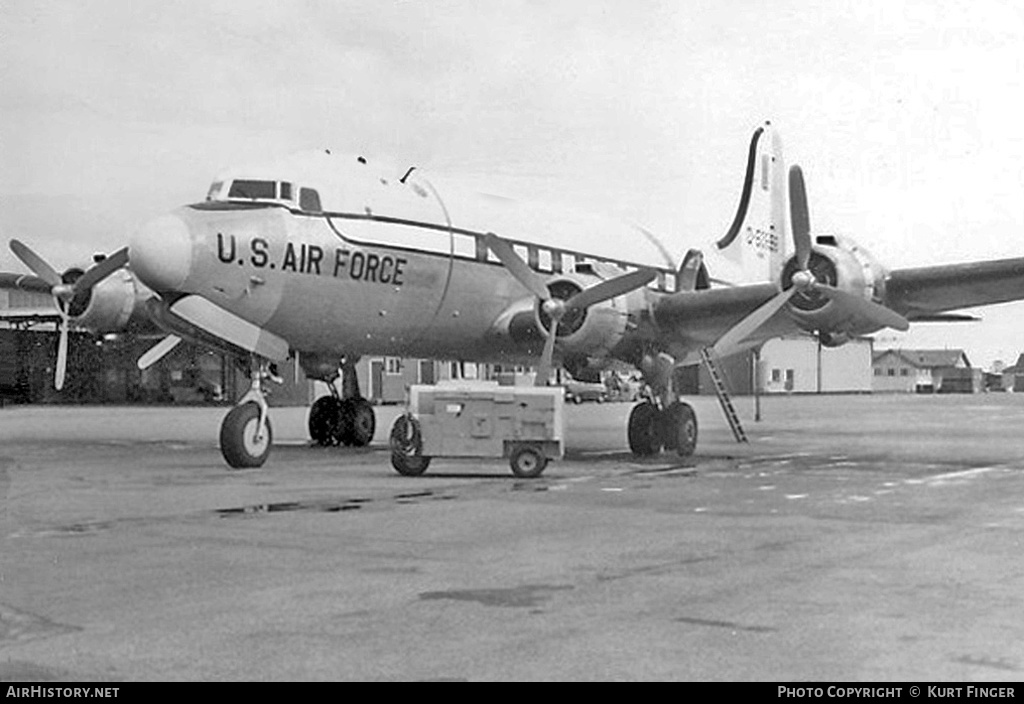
[130,213,193,292]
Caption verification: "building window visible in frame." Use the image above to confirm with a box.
[771,369,781,382]
[385,357,402,375]
[874,368,883,376]
[900,368,909,376]
[888,368,896,377]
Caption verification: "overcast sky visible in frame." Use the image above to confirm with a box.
[2,0,1023,367]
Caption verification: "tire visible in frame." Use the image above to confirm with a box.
[308,396,343,446]
[220,402,272,469]
[509,444,548,478]
[627,402,662,456]
[389,415,431,476]
[340,398,376,447]
[663,401,698,457]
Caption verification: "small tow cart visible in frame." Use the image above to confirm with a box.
[389,381,564,478]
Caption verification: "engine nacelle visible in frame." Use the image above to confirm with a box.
[534,275,630,360]
[501,273,632,362]
[781,235,889,338]
[66,268,139,333]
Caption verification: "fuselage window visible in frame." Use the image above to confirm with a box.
[206,181,223,201]
[228,180,276,200]
[279,182,293,201]
[527,246,539,270]
[299,187,322,213]
[551,251,563,274]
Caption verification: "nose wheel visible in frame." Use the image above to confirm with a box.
[220,359,276,469]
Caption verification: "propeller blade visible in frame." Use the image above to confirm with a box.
[483,233,551,300]
[54,319,69,391]
[10,239,61,287]
[535,321,559,387]
[74,246,129,293]
[789,165,811,270]
[712,287,798,358]
[564,267,657,312]
[818,287,910,332]
[137,334,183,370]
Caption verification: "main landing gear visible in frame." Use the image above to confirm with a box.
[220,359,278,469]
[627,400,698,458]
[307,357,375,448]
[627,351,698,458]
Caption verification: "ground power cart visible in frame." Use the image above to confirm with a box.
[389,382,564,478]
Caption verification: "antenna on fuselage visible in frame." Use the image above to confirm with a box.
[400,166,416,184]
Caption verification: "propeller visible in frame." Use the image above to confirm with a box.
[484,233,656,386]
[137,334,183,370]
[712,165,908,359]
[9,240,129,390]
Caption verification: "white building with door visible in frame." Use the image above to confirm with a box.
[757,335,873,394]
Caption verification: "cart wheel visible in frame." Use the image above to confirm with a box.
[509,445,547,478]
[390,415,431,476]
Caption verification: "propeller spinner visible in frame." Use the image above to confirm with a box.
[9,240,129,390]
[483,233,656,386]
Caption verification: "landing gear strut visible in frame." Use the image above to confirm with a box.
[220,359,277,469]
[307,357,376,448]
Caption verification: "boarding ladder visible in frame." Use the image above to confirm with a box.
[699,347,748,443]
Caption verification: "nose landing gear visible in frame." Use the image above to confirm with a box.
[220,358,277,468]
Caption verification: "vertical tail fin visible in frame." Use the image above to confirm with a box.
[714,122,787,283]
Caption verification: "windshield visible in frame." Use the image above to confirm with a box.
[228,180,276,200]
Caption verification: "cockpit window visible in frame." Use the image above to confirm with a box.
[206,181,223,201]
[228,180,276,200]
[279,182,293,201]
[299,187,322,213]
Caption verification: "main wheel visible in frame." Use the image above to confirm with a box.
[340,398,376,447]
[220,402,273,469]
[308,396,343,446]
[627,402,662,456]
[662,401,698,457]
[509,444,548,478]
[390,415,431,476]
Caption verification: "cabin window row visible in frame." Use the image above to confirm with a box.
[462,232,675,292]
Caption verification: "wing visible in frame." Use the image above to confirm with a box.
[0,272,53,296]
[651,282,803,360]
[884,257,1024,319]
[0,272,60,325]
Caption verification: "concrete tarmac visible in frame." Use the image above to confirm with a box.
[2,394,1023,681]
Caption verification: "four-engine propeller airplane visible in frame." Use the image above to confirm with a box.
[3,122,1024,469]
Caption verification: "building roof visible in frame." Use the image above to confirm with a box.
[872,348,971,369]
[1003,353,1024,374]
